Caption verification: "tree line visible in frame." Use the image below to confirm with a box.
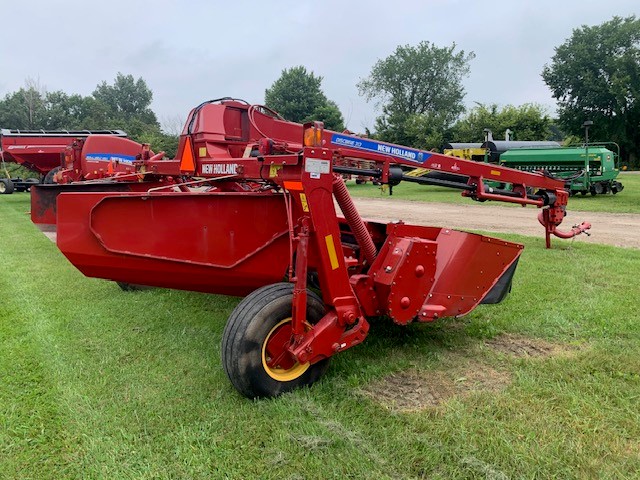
[0,74,179,157]
[1,15,638,166]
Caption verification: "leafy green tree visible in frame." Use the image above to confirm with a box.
[0,86,90,130]
[452,103,552,142]
[136,129,180,159]
[93,73,158,126]
[358,41,474,147]
[265,66,345,131]
[90,74,177,155]
[41,92,91,129]
[0,87,46,129]
[542,15,640,166]
[384,111,452,150]
[0,74,178,158]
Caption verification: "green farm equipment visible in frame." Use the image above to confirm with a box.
[499,144,624,196]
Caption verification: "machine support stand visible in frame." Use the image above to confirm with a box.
[291,218,310,338]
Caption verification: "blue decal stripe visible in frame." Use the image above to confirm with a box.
[85,152,137,164]
[330,134,431,164]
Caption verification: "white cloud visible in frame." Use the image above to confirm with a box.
[0,0,636,132]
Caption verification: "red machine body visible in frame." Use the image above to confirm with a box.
[0,128,127,175]
[34,99,590,398]
[56,135,166,183]
[28,135,172,227]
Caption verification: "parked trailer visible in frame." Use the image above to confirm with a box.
[0,128,127,194]
[32,99,591,398]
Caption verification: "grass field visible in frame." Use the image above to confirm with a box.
[348,172,640,214]
[1,193,639,479]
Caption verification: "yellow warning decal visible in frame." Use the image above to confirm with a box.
[324,235,340,270]
[269,164,282,178]
[199,147,207,157]
[491,170,501,176]
[300,193,309,212]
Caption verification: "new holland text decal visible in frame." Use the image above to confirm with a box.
[202,163,238,175]
[330,133,431,164]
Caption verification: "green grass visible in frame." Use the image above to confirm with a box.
[349,172,640,214]
[1,193,640,479]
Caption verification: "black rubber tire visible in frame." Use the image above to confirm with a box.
[43,167,61,184]
[612,181,623,194]
[594,183,604,195]
[221,282,330,398]
[0,178,15,194]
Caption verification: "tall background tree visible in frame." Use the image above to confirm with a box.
[358,41,475,148]
[452,103,552,142]
[542,15,640,167]
[264,66,345,131]
[92,73,158,130]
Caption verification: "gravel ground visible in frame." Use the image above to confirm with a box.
[350,198,640,249]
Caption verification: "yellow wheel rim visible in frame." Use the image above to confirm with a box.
[261,318,310,381]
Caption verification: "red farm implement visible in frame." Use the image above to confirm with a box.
[0,128,128,194]
[31,98,591,398]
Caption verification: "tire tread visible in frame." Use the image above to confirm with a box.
[221,283,328,398]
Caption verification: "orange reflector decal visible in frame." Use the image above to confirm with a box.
[283,181,304,191]
[324,235,340,270]
[491,170,501,176]
[180,137,196,173]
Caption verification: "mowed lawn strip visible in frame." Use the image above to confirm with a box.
[349,171,640,214]
[1,193,639,479]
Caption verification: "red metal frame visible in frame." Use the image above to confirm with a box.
[36,99,592,374]
[1,129,127,175]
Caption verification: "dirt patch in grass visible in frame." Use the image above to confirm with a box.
[361,363,511,412]
[362,335,584,412]
[622,439,640,458]
[485,334,579,358]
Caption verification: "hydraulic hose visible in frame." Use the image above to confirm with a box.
[332,175,377,265]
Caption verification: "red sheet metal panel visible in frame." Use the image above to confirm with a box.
[56,191,291,296]
[370,223,523,323]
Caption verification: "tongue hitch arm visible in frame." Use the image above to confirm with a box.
[538,204,592,249]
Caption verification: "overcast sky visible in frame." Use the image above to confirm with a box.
[0,0,637,133]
